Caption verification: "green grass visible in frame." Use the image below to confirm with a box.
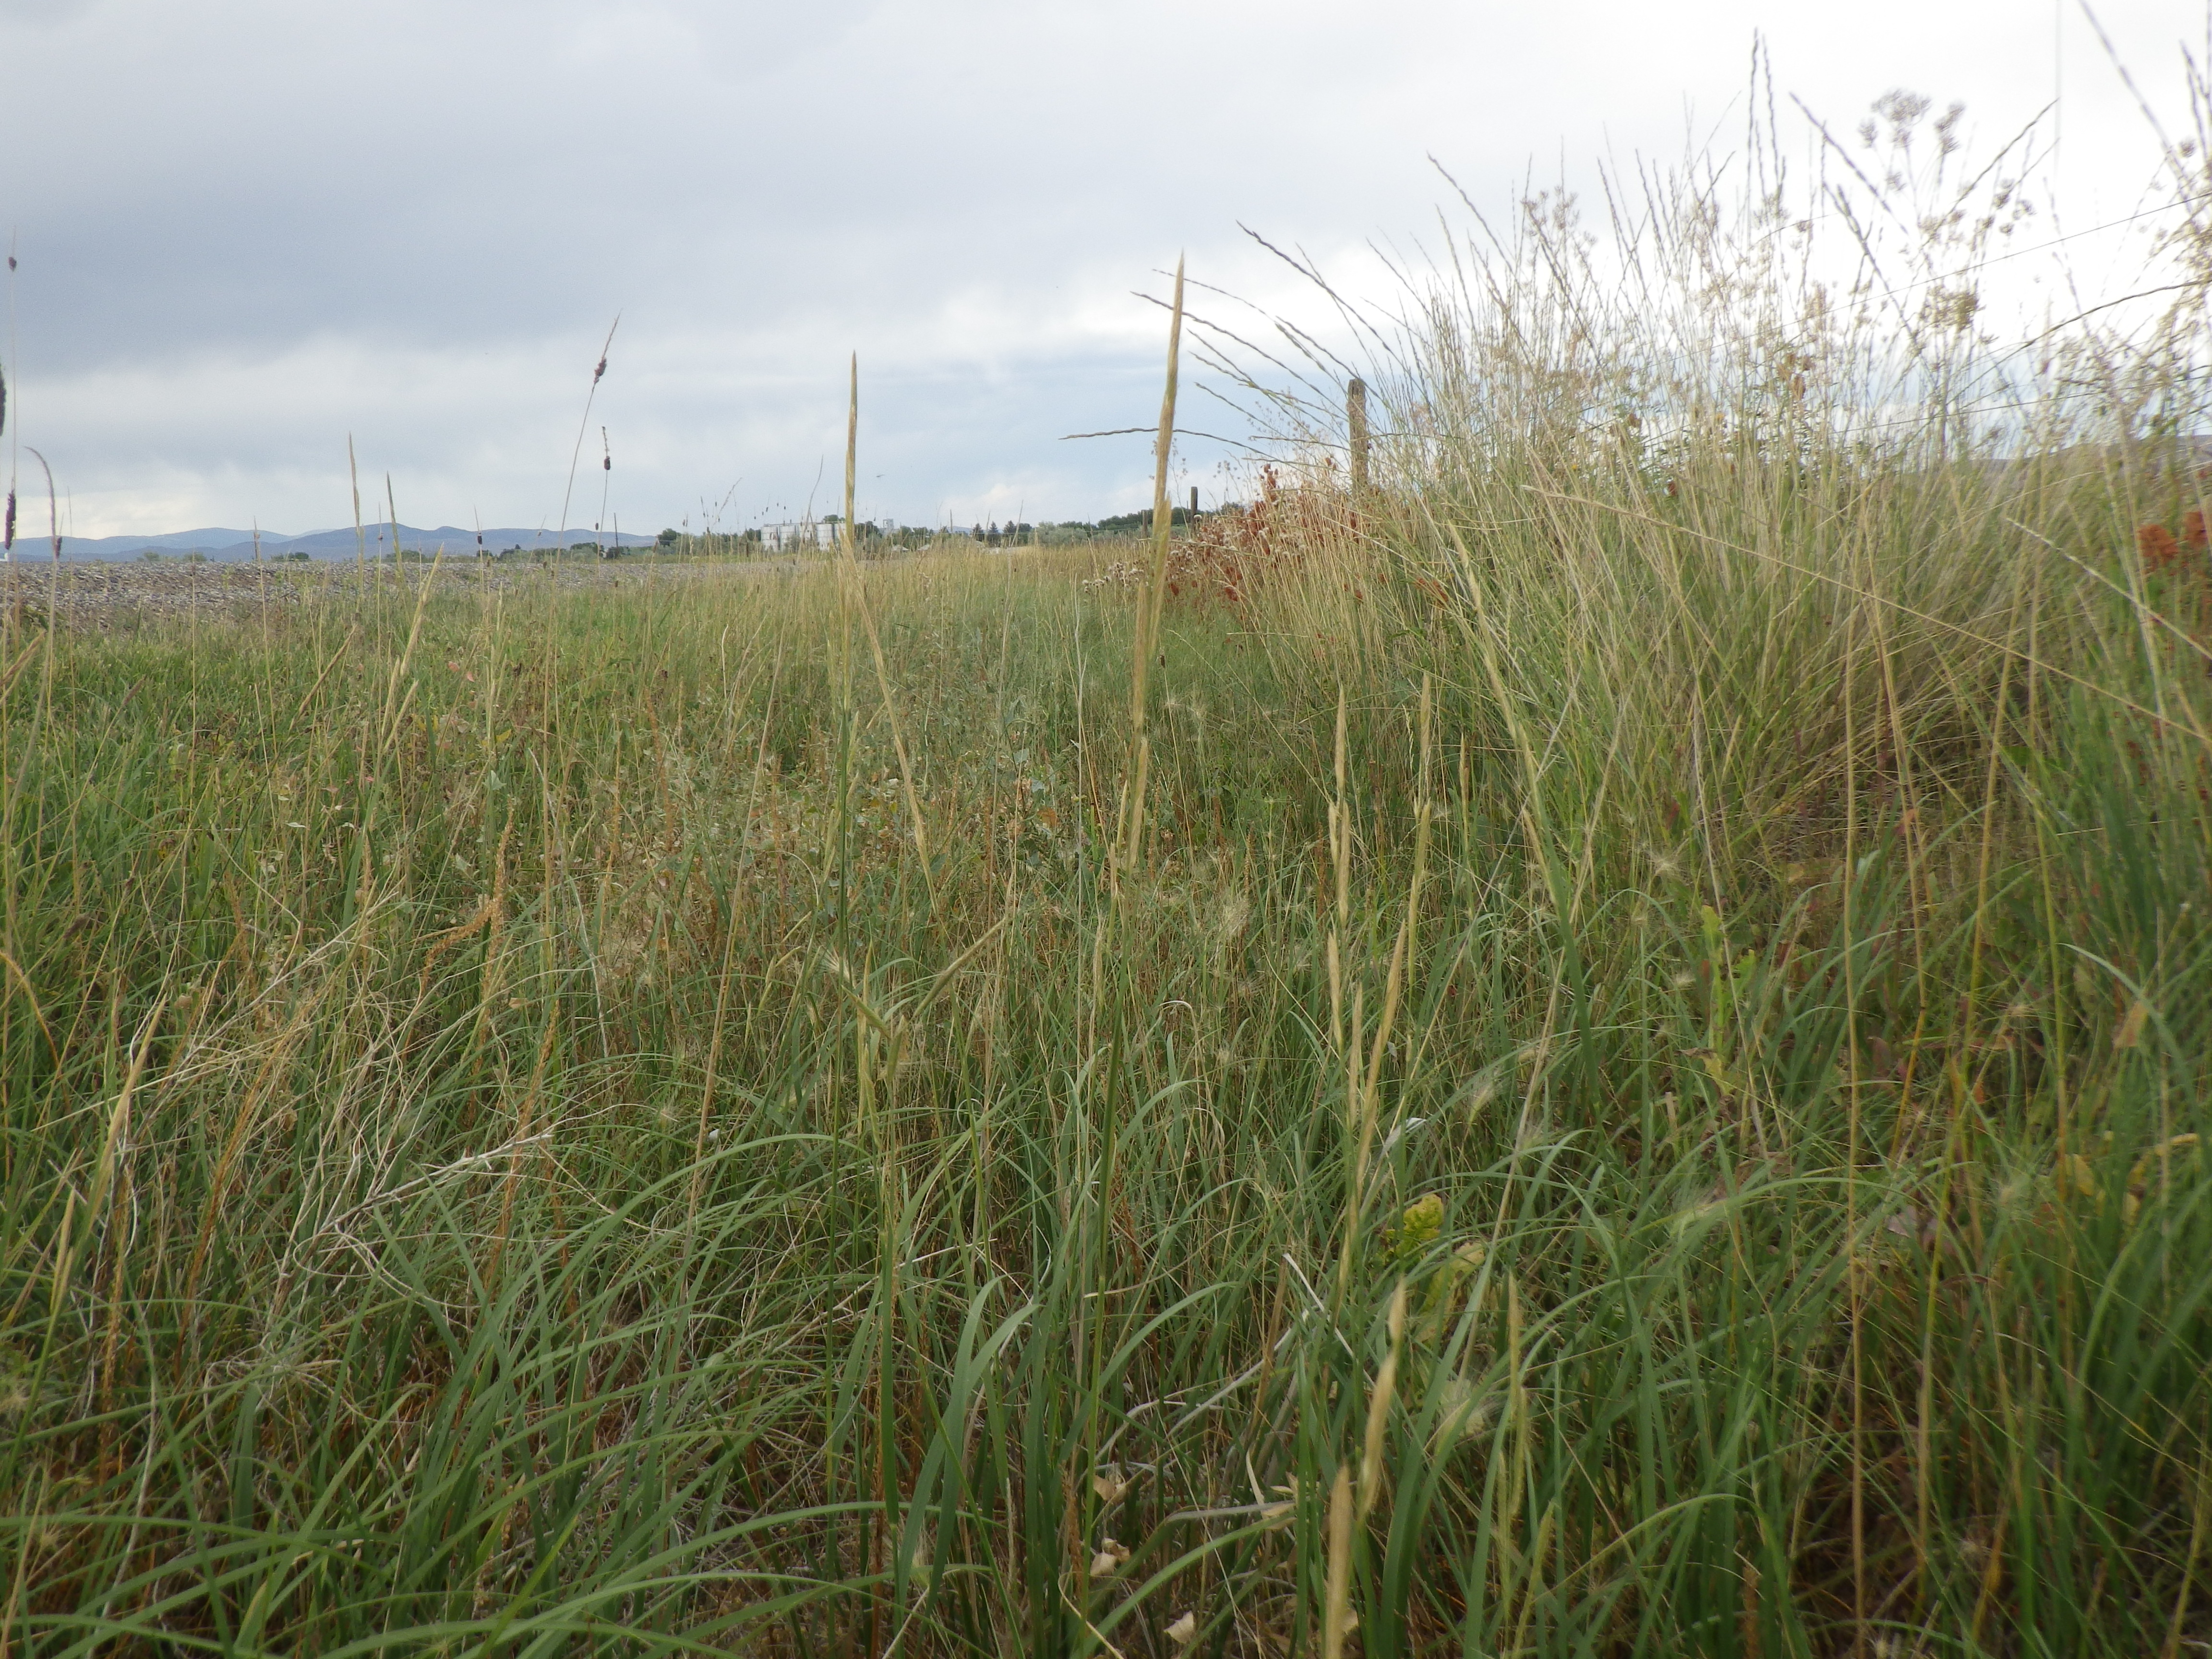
[6,84,2212,1655]
[2,498,2207,1655]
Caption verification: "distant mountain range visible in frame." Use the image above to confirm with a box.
[25,524,661,561]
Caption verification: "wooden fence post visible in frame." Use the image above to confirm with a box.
[1347,378,1370,494]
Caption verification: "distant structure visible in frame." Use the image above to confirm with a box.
[758,521,836,552]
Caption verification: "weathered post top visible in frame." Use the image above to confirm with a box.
[1347,378,1370,495]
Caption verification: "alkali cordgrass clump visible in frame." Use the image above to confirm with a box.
[3,68,2212,1658]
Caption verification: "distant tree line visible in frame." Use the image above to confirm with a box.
[474,510,1249,563]
[1086,506,1207,535]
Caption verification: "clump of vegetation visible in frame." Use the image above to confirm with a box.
[2,68,2209,1657]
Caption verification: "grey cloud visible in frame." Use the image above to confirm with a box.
[0,0,95,24]
[0,0,2187,536]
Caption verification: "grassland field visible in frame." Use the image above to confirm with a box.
[2,452,2209,1658]
[8,98,2212,1649]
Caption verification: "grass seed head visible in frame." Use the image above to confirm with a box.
[2138,522,2181,568]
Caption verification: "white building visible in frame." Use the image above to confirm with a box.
[758,521,836,552]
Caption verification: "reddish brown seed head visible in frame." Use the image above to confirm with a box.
[2139,523,2181,569]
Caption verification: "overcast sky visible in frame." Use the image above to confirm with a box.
[0,0,2198,540]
